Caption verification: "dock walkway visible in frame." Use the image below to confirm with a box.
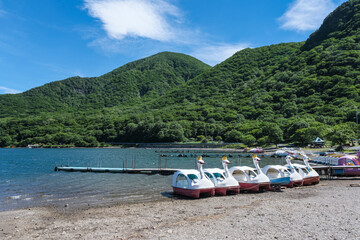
[54,166,178,175]
[55,165,360,177]
[312,165,360,178]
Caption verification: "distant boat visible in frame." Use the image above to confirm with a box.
[27,144,42,149]
[308,152,360,176]
[272,150,289,157]
[336,151,360,176]
[172,156,215,198]
[248,148,264,153]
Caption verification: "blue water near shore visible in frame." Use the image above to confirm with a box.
[0,148,286,211]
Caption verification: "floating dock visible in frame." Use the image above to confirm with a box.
[312,165,360,177]
[54,166,178,175]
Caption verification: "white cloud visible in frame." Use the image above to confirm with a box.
[279,0,337,31]
[191,43,250,66]
[83,0,181,41]
[0,86,21,94]
[82,0,250,66]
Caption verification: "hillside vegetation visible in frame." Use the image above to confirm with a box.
[0,52,210,117]
[1,0,360,148]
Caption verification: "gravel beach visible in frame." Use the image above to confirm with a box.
[1,179,360,240]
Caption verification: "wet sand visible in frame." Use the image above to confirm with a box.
[1,179,360,240]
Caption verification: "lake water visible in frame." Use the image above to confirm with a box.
[0,148,286,211]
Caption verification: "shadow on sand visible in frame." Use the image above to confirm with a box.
[161,191,215,200]
[160,188,280,200]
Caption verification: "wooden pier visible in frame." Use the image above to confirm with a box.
[54,166,178,175]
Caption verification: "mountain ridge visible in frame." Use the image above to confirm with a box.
[302,0,360,50]
[0,52,211,117]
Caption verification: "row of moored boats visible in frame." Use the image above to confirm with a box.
[172,153,320,198]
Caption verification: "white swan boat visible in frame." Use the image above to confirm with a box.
[292,152,320,185]
[261,165,291,188]
[172,156,215,198]
[204,156,240,195]
[284,155,304,187]
[229,155,271,192]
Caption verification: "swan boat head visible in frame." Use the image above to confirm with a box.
[251,154,270,184]
[285,155,303,183]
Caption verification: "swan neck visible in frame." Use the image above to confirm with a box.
[223,162,230,178]
[254,161,263,174]
[198,163,205,179]
[287,158,295,173]
[303,157,311,170]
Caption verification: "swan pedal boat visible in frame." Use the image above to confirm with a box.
[284,155,304,187]
[291,163,320,185]
[172,158,215,198]
[204,168,239,195]
[261,165,291,187]
[229,155,271,192]
[292,152,320,185]
[204,156,240,195]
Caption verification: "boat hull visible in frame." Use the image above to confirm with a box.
[259,182,271,191]
[215,186,240,196]
[343,169,360,176]
[268,177,290,191]
[173,187,215,198]
[239,182,259,191]
[286,180,304,188]
[239,182,270,192]
[303,176,320,186]
[269,177,290,186]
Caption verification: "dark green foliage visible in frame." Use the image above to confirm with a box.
[1,0,360,147]
[326,122,357,147]
[302,0,360,50]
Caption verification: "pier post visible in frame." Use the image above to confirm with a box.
[158,155,162,169]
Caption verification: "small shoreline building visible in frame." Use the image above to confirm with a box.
[310,137,325,148]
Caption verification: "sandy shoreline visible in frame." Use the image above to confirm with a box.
[1,179,360,239]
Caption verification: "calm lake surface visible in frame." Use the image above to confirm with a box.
[0,148,286,211]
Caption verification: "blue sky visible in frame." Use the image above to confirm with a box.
[0,0,346,94]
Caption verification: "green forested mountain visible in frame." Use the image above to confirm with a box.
[1,0,360,147]
[0,52,210,117]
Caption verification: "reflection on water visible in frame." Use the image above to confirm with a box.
[0,148,286,211]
